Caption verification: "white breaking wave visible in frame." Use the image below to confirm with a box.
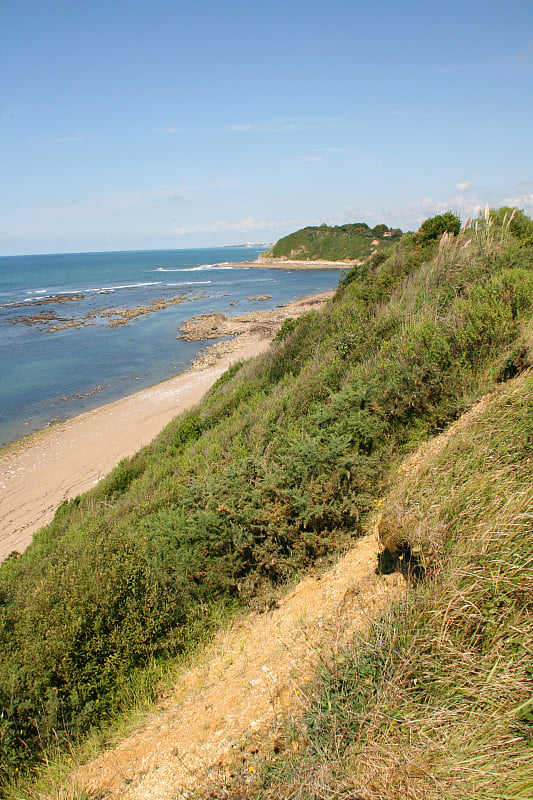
[156,264,249,272]
[165,281,212,286]
[16,282,164,302]
[23,296,51,302]
[95,282,163,291]
[61,282,163,294]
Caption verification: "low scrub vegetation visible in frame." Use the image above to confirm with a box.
[1,208,532,792]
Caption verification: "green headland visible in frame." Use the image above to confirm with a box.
[261,221,403,262]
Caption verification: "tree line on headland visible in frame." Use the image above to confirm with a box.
[262,220,403,261]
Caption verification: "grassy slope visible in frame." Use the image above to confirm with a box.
[1,210,533,789]
[262,223,402,261]
[218,367,533,800]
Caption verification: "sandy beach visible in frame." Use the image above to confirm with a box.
[221,257,358,270]
[0,291,333,562]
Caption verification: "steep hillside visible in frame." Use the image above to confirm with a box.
[212,366,533,799]
[1,208,533,794]
[262,222,402,262]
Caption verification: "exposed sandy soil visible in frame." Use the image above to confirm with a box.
[73,531,403,800]
[0,291,334,562]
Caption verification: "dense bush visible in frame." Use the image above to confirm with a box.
[489,205,533,242]
[417,211,461,242]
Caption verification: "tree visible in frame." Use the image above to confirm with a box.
[417,212,461,242]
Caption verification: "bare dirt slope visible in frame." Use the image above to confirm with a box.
[74,532,402,800]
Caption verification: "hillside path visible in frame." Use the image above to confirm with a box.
[75,531,402,799]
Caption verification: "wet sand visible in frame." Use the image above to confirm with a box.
[0,291,333,561]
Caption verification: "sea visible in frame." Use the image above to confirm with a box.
[0,247,341,448]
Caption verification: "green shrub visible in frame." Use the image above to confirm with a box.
[489,206,533,242]
[274,316,299,341]
[446,270,533,366]
[417,211,461,242]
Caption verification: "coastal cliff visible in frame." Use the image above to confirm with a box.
[1,208,532,799]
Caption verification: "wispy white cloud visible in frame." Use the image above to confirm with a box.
[298,155,324,166]
[437,41,533,76]
[226,114,348,133]
[1,107,24,123]
[84,181,237,211]
[435,61,481,74]
[382,185,533,230]
[54,135,85,143]
[504,193,533,207]
[170,209,386,238]
[172,216,280,236]
[1,185,192,235]
[383,195,479,228]
[456,180,472,193]
[85,186,187,211]
[32,133,90,146]
[434,56,507,74]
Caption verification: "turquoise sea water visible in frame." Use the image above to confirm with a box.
[0,248,340,447]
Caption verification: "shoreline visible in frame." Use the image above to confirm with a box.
[0,291,334,562]
[218,258,355,270]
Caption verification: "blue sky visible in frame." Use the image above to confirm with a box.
[1,0,532,255]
